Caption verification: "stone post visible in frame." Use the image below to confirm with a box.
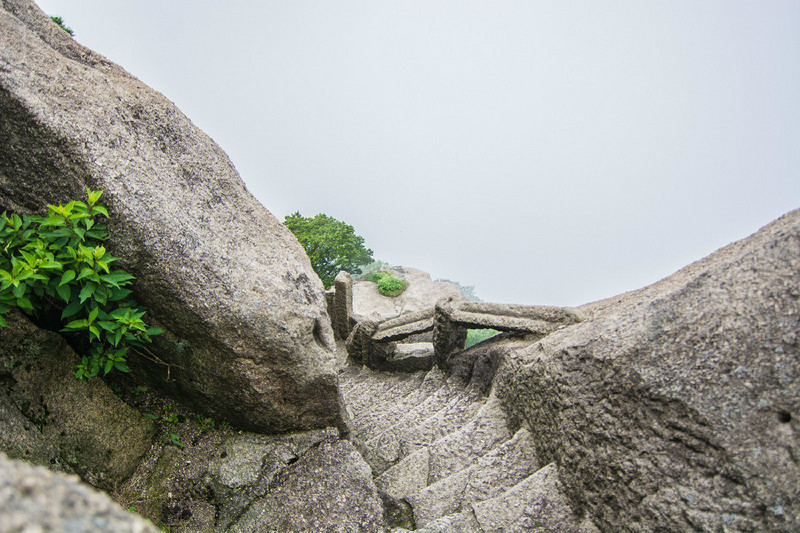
[433,296,467,369]
[345,319,377,366]
[333,271,353,340]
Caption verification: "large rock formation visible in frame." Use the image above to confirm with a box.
[0,451,160,533]
[353,266,461,323]
[0,0,342,433]
[496,209,800,532]
[0,311,156,490]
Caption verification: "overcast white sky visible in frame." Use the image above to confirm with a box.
[35,1,800,306]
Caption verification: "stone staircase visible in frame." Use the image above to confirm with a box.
[339,364,598,532]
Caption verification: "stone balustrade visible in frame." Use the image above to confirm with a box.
[330,272,584,371]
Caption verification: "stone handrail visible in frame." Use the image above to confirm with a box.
[332,275,585,371]
[372,308,435,343]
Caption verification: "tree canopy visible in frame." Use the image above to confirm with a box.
[284,212,373,288]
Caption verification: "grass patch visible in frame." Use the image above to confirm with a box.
[465,329,499,349]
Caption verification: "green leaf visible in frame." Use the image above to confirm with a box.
[61,301,83,319]
[89,325,101,341]
[40,215,66,228]
[93,285,108,305]
[87,189,103,206]
[59,270,76,286]
[39,260,62,270]
[76,267,95,281]
[88,306,99,322]
[56,283,71,302]
[12,283,25,299]
[0,314,6,327]
[91,205,109,218]
[100,272,134,288]
[103,359,114,374]
[97,320,117,332]
[79,283,96,303]
[64,319,87,330]
[146,327,164,336]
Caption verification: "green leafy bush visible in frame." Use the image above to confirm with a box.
[0,189,161,381]
[284,212,373,288]
[465,328,499,349]
[378,275,408,296]
[364,270,408,297]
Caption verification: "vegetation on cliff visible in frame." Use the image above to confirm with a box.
[0,190,160,380]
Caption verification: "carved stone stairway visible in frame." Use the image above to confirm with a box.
[339,363,599,532]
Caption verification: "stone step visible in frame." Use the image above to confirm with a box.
[338,365,382,397]
[411,463,585,532]
[341,369,424,416]
[350,368,446,441]
[338,365,411,396]
[471,463,585,532]
[360,376,466,450]
[407,427,538,527]
[374,396,511,500]
[377,342,436,373]
[362,386,482,475]
[412,510,481,532]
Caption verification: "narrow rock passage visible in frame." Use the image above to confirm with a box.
[339,364,597,532]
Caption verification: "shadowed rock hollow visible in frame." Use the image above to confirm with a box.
[0,0,343,434]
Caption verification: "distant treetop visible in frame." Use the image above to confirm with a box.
[284,212,373,289]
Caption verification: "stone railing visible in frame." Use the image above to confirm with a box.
[328,272,583,372]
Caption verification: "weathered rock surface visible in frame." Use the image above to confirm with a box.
[0,311,156,490]
[496,209,800,532]
[118,424,343,533]
[0,0,341,434]
[228,438,385,533]
[353,266,461,323]
[0,451,159,533]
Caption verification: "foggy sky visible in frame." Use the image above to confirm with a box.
[34,1,800,305]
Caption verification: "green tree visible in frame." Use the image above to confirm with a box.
[284,212,373,288]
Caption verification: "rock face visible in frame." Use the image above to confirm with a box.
[228,438,386,532]
[0,452,160,533]
[0,0,341,433]
[0,311,156,490]
[353,266,461,323]
[496,209,800,532]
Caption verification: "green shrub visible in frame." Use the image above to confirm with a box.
[363,270,408,296]
[465,328,499,349]
[0,189,161,381]
[377,274,408,297]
